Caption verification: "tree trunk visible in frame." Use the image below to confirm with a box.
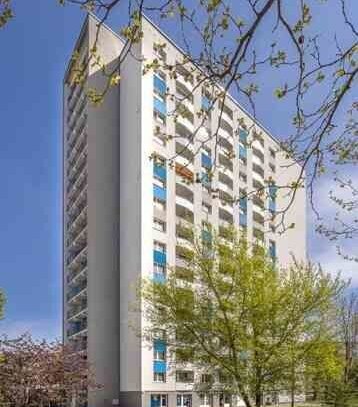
[255,391,262,407]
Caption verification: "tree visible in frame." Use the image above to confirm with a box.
[0,333,98,407]
[140,232,344,407]
[2,1,357,253]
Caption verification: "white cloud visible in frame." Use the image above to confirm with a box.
[308,170,358,288]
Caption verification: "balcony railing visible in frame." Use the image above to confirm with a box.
[67,279,87,302]
[67,241,87,266]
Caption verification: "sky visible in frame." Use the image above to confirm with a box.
[0,1,356,341]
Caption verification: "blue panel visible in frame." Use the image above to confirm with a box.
[201,172,211,187]
[154,75,166,96]
[153,272,166,284]
[153,164,166,181]
[239,129,248,143]
[153,250,166,265]
[269,184,277,198]
[239,197,247,211]
[201,153,212,169]
[202,230,212,243]
[154,97,167,116]
[239,145,247,159]
[239,213,247,227]
[202,95,210,111]
[154,339,167,352]
[153,185,166,201]
[153,360,166,373]
[151,396,161,407]
[269,199,276,213]
[269,242,276,259]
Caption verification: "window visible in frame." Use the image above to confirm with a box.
[269,240,276,260]
[153,263,165,275]
[176,370,194,383]
[200,394,213,407]
[154,241,166,253]
[269,148,276,159]
[153,177,165,189]
[201,374,212,383]
[239,171,247,183]
[202,202,212,215]
[153,218,166,232]
[154,198,166,211]
[153,339,166,361]
[154,372,166,382]
[269,163,276,173]
[177,394,192,407]
[151,394,168,407]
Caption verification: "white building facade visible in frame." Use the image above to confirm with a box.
[63,15,306,407]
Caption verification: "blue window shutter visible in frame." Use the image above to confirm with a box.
[269,241,276,259]
[153,164,166,181]
[239,197,247,211]
[154,75,166,96]
[153,272,166,284]
[202,95,210,111]
[201,153,212,169]
[154,339,166,353]
[239,145,247,159]
[269,199,276,213]
[239,213,247,227]
[202,230,212,243]
[153,360,166,373]
[153,185,166,201]
[153,250,166,265]
[154,97,167,116]
[239,129,248,143]
[201,172,211,187]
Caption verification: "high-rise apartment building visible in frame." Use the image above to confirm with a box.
[63,14,306,407]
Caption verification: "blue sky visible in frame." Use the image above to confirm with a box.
[0,1,356,340]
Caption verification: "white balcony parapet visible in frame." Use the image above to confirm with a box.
[176,74,193,93]
[176,196,194,212]
[177,114,194,134]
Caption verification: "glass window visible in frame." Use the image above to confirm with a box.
[153,218,166,232]
[153,372,166,382]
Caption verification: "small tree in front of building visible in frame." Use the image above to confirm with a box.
[0,333,98,407]
[140,231,344,407]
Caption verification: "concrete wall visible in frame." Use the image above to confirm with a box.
[86,16,123,407]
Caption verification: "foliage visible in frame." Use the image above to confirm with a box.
[0,333,98,407]
[141,232,344,407]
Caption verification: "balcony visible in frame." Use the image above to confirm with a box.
[176,183,194,211]
[69,337,87,353]
[219,224,234,241]
[67,227,87,254]
[177,113,194,134]
[67,185,87,215]
[67,318,87,338]
[67,112,87,147]
[68,96,87,130]
[219,207,233,224]
[176,203,194,224]
[67,299,88,321]
[176,71,193,94]
[67,279,87,303]
[218,172,233,192]
[176,223,194,245]
[252,163,265,181]
[219,135,233,155]
[67,260,87,286]
[219,154,233,173]
[67,149,87,182]
[66,170,87,204]
[67,129,86,163]
[175,160,194,182]
[252,137,264,154]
